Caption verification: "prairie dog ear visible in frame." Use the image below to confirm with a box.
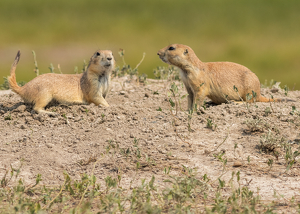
[184,49,188,55]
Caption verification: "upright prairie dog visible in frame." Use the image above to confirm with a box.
[158,44,286,110]
[8,50,115,115]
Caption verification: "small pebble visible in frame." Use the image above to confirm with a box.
[20,124,27,129]
[16,105,26,112]
[46,143,54,148]
[233,161,243,167]
[74,117,81,122]
[270,88,279,93]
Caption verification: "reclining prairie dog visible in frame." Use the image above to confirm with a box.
[8,50,115,115]
[158,44,288,110]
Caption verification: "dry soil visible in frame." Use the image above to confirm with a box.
[0,76,300,207]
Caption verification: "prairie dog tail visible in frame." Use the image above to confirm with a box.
[257,95,295,102]
[8,50,22,94]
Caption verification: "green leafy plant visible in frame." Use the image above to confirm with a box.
[267,158,274,170]
[162,166,208,212]
[290,105,300,116]
[113,49,146,82]
[1,155,296,213]
[169,82,179,115]
[206,118,217,131]
[0,77,26,90]
[4,113,12,120]
[153,66,180,81]
[81,60,88,73]
[283,143,300,172]
[48,63,55,73]
[48,63,62,74]
[262,79,278,89]
[260,129,284,156]
[243,118,270,132]
[166,82,192,145]
[265,106,272,116]
[138,73,147,83]
[284,85,289,96]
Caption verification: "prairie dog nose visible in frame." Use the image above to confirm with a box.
[107,57,112,61]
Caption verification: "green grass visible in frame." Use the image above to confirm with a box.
[1,138,299,213]
[1,0,300,89]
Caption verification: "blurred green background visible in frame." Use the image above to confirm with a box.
[1,0,300,89]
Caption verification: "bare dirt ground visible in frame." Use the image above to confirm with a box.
[1,76,300,211]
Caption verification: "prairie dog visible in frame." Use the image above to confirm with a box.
[158,44,286,110]
[8,50,115,115]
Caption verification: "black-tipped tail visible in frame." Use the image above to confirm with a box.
[8,50,22,94]
[13,50,21,66]
[278,98,296,102]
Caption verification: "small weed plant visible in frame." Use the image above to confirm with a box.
[153,66,180,81]
[112,49,147,84]
[243,118,279,134]
[243,118,270,133]
[0,77,26,90]
[260,129,284,155]
[259,127,300,172]
[290,105,300,116]
[283,143,300,172]
[1,137,300,213]
[261,79,277,89]
[167,82,199,145]
[206,118,217,131]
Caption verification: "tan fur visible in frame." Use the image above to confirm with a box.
[8,50,115,115]
[158,44,283,110]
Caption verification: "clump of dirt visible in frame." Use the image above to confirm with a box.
[0,76,300,201]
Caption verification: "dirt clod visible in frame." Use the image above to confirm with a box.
[233,161,243,167]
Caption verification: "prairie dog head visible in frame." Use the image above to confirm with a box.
[88,50,115,74]
[157,44,198,69]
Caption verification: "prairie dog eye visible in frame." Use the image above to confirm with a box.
[96,52,100,56]
[168,47,175,51]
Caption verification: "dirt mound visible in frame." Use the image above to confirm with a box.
[1,76,300,203]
